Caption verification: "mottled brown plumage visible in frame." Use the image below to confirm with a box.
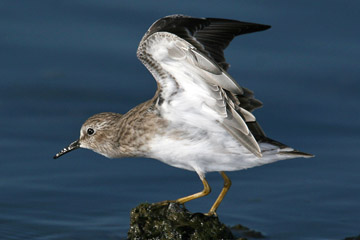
[79,94,168,158]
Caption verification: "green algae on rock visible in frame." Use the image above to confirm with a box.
[127,202,234,240]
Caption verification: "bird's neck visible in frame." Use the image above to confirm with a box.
[112,100,168,158]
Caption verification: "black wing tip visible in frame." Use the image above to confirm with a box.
[158,15,271,30]
[280,150,315,158]
[257,24,271,31]
[144,15,271,44]
[204,17,270,30]
[256,136,314,158]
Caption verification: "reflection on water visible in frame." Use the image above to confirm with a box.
[1,1,359,239]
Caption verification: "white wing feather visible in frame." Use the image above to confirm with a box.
[137,32,262,157]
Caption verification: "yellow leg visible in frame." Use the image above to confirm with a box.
[207,171,232,216]
[176,177,211,204]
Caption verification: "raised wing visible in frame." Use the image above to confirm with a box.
[139,15,269,113]
[137,15,270,157]
[140,14,270,71]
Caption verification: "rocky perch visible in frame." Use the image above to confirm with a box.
[127,202,264,240]
[344,235,360,240]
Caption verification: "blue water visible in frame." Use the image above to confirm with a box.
[1,1,359,239]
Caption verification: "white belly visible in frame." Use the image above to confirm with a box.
[147,124,289,175]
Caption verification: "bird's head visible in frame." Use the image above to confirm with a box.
[54,112,123,159]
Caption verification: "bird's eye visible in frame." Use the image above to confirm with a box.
[87,128,95,135]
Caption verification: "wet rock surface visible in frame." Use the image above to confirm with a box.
[344,235,360,240]
[128,202,233,239]
[127,202,264,240]
[231,224,265,239]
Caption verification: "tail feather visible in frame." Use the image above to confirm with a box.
[257,135,314,158]
[278,148,314,158]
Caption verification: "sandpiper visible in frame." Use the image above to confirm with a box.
[54,15,313,216]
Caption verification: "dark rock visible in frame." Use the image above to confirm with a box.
[344,235,360,240]
[231,224,265,239]
[127,202,235,240]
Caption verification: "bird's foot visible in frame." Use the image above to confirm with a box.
[204,210,217,217]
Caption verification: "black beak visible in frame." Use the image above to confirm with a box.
[53,140,80,159]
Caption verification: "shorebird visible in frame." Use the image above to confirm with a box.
[54,15,313,216]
